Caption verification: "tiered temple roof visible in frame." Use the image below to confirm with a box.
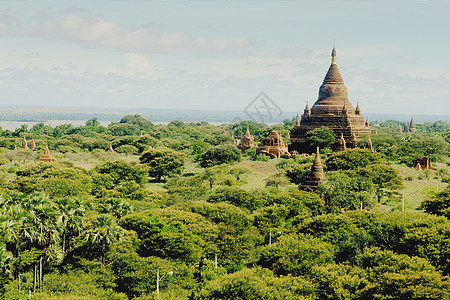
[290,48,370,153]
[257,130,290,158]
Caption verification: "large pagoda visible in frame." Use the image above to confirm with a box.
[290,48,371,153]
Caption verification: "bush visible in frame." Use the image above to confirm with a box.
[199,145,241,168]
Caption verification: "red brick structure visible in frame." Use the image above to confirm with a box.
[257,130,291,158]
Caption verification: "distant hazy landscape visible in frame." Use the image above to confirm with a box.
[0,106,448,130]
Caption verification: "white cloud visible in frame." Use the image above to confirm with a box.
[125,53,152,75]
[0,12,251,54]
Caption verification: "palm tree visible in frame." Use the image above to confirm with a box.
[99,198,132,219]
[55,198,85,252]
[84,214,124,264]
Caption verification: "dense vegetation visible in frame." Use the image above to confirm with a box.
[0,115,448,299]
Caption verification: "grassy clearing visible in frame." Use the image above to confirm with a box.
[383,163,449,212]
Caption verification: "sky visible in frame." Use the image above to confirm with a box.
[0,1,449,116]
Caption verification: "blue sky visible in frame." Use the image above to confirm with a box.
[0,1,449,115]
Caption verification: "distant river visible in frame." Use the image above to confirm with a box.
[0,120,114,131]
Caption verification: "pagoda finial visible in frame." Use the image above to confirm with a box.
[355,102,361,115]
[303,102,310,116]
[245,125,251,137]
[365,116,369,127]
[342,101,348,115]
[295,112,300,126]
[314,147,321,165]
[331,47,337,65]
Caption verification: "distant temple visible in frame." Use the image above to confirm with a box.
[300,147,325,192]
[290,48,370,153]
[257,130,291,158]
[402,116,417,133]
[409,116,417,132]
[237,126,255,152]
[413,157,434,171]
[39,146,57,162]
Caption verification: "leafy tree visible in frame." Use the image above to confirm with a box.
[119,212,202,263]
[192,267,316,300]
[119,114,154,131]
[95,160,147,185]
[2,149,38,163]
[15,163,93,199]
[139,148,185,181]
[184,201,261,267]
[317,171,375,211]
[326,148,384,171]
[270,190,325,218]
[356,163,402,202]
[199,145,241,168]
[190,140,210,155]
[356,248,449,299]
[109,252,194,299]
[305,127,335,150]
[115,144,139,155]
[265,172,289,189]
[108,123,140,136]
[420,186,450,219]
[85,117,100,127]
[258,233,335,277]
[208,186,262,211]
[197,165,236,189]
[284,163,312,185]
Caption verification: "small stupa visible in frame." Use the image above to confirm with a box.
[367,134,374,153]
[29,139,36,150]
[22,137,28,149]
[300,147,325,192]
[237,126,255,152]
[404,122,410,133]
[39,146,57,162]
[337,132,347,151]
[107,142,115,153]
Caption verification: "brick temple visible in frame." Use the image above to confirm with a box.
[290,48,371,153]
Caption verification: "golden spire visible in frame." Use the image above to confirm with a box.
[331,47,337,65]
[295,113,300,126]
